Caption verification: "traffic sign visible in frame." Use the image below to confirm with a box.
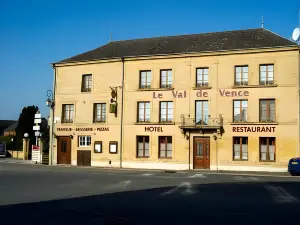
[32,145,40,151]
[33,125,40,131]
[35,114,41,119]
[34,119,41,124]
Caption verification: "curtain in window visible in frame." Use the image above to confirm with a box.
[261,145,267,160]
[234,144,240,160]
[242,144,248,160]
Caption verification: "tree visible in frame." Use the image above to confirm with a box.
[14,105,39,150]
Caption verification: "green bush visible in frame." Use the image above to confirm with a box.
[0,136,12,144]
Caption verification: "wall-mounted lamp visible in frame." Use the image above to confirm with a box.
[46,90,55,108]
[69,135,74,139]
[213,133,218,141]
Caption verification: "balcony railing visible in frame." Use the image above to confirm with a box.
[180,114,223,128]
[160,84,172,88]
[81,87,91,92]
[234,81,249,86]
[196,82,209,87]
[259,80,275,85]
[139,84,151,89]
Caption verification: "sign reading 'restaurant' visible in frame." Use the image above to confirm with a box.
[233,127,276,132]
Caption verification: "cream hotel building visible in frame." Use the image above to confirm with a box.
[49,28,300,172]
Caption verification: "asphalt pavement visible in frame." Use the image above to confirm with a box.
[1,162,300,225]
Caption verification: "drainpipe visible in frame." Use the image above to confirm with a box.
[50,64,57,165]
[188,130,191,170]
[298,47,300,157]
[120,57,125,168]
[215,60,219,171]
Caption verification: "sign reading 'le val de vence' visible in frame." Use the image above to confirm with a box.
[152,89,249,99]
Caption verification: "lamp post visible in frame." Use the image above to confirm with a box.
[46,90,55,165]
[24,133,29,160]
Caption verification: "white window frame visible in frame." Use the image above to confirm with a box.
[78,136,91,147]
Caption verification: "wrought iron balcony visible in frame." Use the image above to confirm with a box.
[179,114,223,129]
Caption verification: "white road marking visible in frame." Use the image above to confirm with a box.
[188,174,206,178]
[104,180,132,190]
[265,184,298,203]
[119,180,131,185]
[234,176,258,181]
[161,182,196,196]
[141,173,152,176]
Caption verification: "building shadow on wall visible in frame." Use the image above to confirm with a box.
[1,181,300,225]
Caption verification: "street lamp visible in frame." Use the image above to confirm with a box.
[46,90,55,108]
[46,90,55,166]
[24,133,29,160]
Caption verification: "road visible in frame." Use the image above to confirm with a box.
[1,162,300,225]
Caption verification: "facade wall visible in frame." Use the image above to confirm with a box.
[53,62,123,167]
[52,48,300,172]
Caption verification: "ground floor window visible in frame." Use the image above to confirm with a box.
[78,136,91,147]
[233,137,248,160]
[260,137,276,161]
[159,136,172,158]
[137,136,150,157]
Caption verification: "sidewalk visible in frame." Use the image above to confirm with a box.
[53,165,292,177]
[0,158,32,164]
[0,159,292,177]
[193,169,291,177]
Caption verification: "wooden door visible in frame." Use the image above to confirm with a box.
[57,136,71,164]
[193,137,210,169]
[77,150,91,166]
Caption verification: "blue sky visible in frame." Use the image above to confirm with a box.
[0,0,299,120]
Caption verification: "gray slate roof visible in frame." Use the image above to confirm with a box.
[57,28,297,64]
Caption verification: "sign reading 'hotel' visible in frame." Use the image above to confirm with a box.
[153,89,249,99]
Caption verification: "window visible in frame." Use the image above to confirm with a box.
[159,136,172,158]
[233,137,248,160]
[259,99,275,122]
[81,74,92,92]
[78,136,91,147]
[195,100,209,125]
[196,68,209,87]
[233,100,248,122]
[94,103,106,122]
[140,71,152,89]
[62,104,74,123]
[137,136,149,157]
[160,69,172,88]
[260,64,274,85]
[109,141,118,154]
[235,66,248,85]
[61,140,67,153]
[160,101,173,122]
[260,137,276,161]
[94,141,102,153]
[138,102,150,122]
